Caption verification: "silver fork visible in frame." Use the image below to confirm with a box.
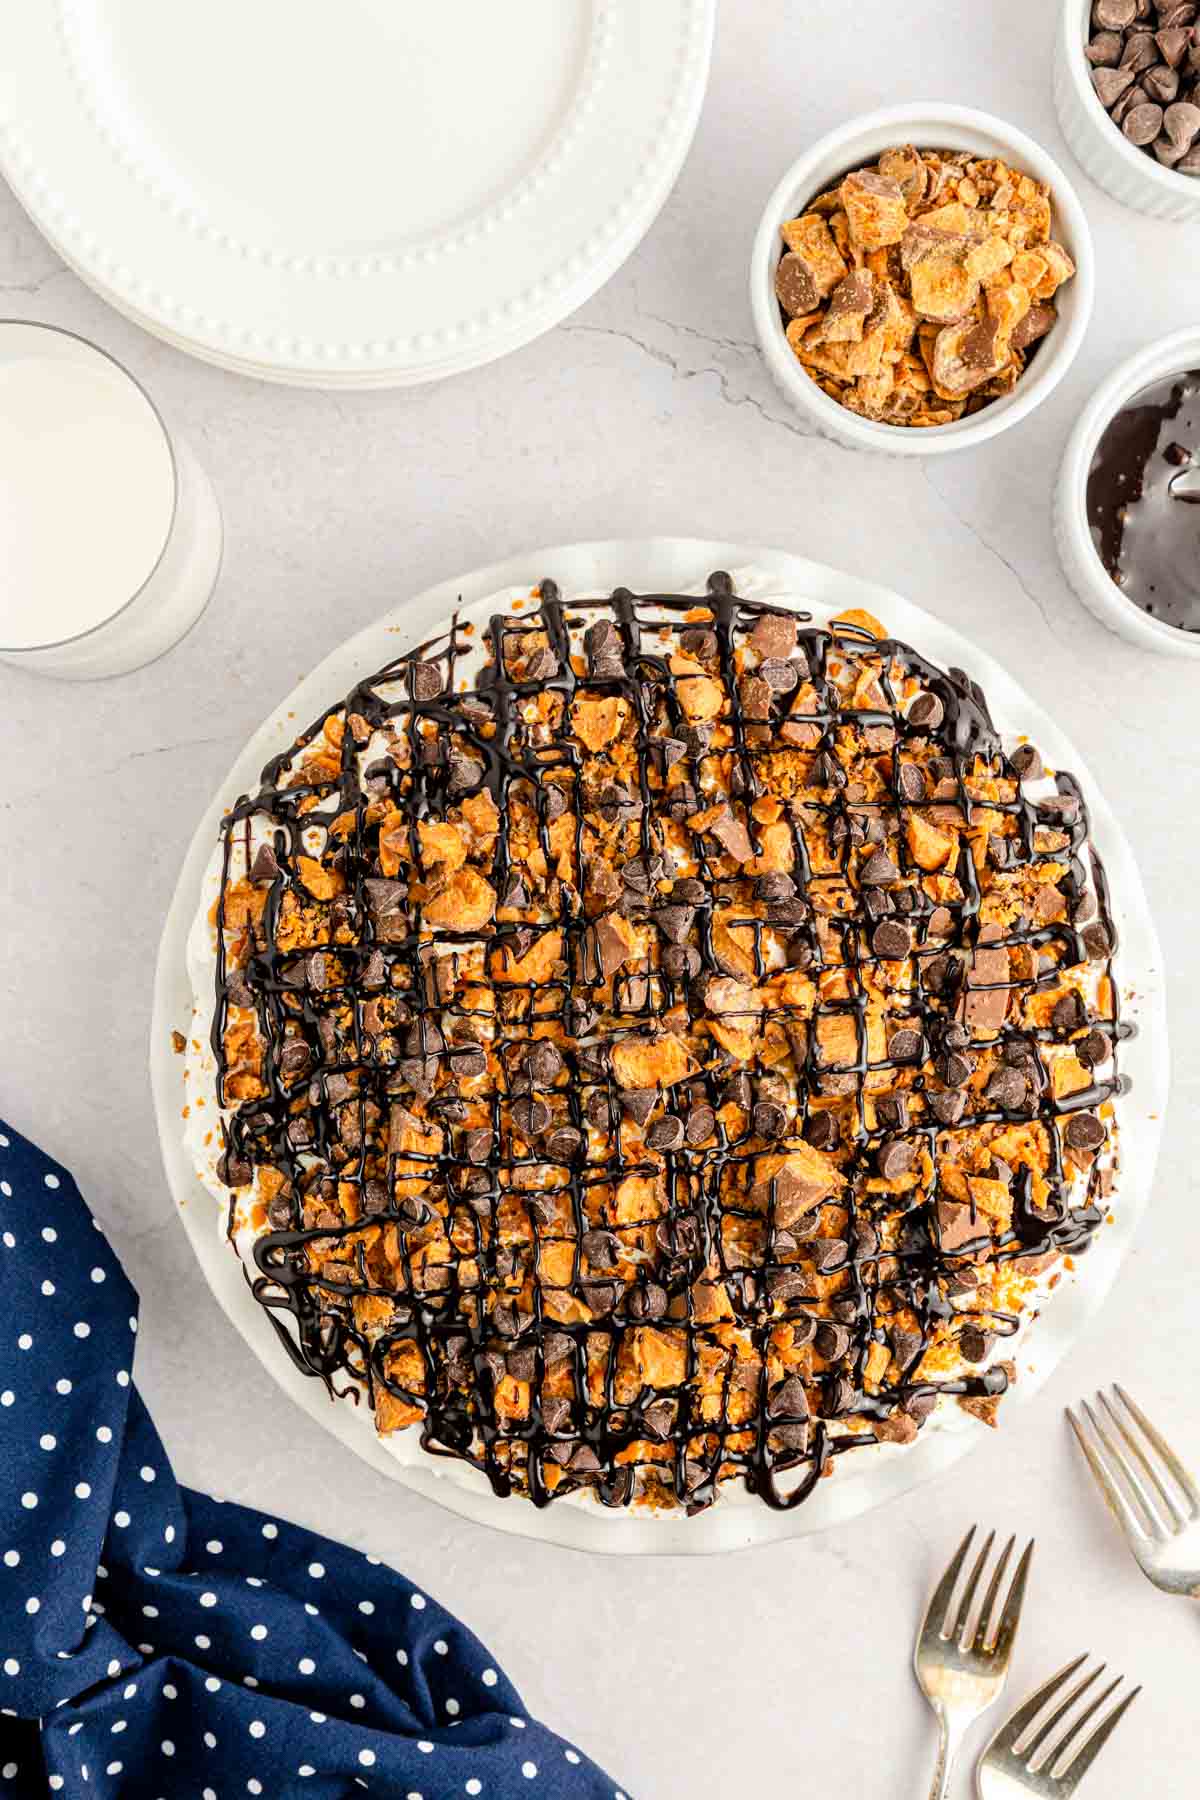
[977,1655,1140,1797]
[1067,1384,1200,1597]
[914,1526,1035,1800]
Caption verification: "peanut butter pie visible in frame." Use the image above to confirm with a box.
[189,571,1127,1514]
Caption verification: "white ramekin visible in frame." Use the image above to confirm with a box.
[1055,326,1200,658]
[1054,0,1200,223]
[750,103,1095,457]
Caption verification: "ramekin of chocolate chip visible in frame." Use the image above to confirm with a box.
[751,104,1094,455]
[1056,325,1200,655]
[1055,0,1200,219]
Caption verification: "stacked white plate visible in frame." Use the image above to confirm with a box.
[0,0,714,387]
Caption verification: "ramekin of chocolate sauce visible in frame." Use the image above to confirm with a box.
[1056,327,1200,658]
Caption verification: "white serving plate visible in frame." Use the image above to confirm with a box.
[151,538,1169,1555]
[0,1,713,387]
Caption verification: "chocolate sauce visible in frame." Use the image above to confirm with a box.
[1087,369,1200,634]
[210,574,1128,1514]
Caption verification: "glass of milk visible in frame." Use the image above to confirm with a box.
[0,320,222,679]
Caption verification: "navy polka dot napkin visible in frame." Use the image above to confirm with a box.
[0,1119,629,1798]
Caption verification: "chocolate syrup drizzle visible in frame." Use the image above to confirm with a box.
[210,573,1129,1513]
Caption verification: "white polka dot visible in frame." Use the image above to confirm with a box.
[41,1281,55,1297]
[248,1721,265,1739]
[246,1576,264,1588]
[1,1553,16,1569]
[205,1678,220,1693]
[446,1698,460,1716]
[48,1781,63,1793]
[304,1602,319,1616]
[55,1379,71,1396]
[358,1600,375,1615]
[206,1540,223,1554]
[161,1742,175,1757]
[418,1741,434,1754]
[3,1661,19,1677]
[1,1233,11,1248]
[204,1789,217,1800]
[466,1783,482,1797]
[16,1336,30,1351]
[24,1599,39,1616]
[123,1685,136,1700]
[140,1466,156,1483]
[73,1322,91,1339]
[565,1750,580,1764]
[19,1494,36,1511]
[411,1594,427,1610]
[248,1783,263,1795]
[243,1675,258,1689]
[366,1554,381,1566]
[44,1173,60,1189]
[50,1540,65,1558]
[308,1562,325,1579]
[298,1769,315,1780]
[128,1317,137,1333]
[203,1731,217,1748]
[105,1763,122,1777]
[164,1526,175,1545]
[163,1685,177,1700]
[358,1751,376,1768]
[396,1649,409,1666]
[114,1510,130,1528]
[350,1693,365,1709]
[96,1427,111,1444]
[250,1624,268,1641]
[116,1370,129,1387]
[90,1268,105,1283]
[195,1635,211,1651]
[433,1639,447,1655]
[261,1523,278,1539]
[298,1657,315,1674]
[309,1713,326,1724]
[510,1717,526,1729]
[521,1763,537,1780]
[2,1765,16,1782]
[106,1660,119,1676]
[39,1434,56,1452]
[200,1592,218,1607]
[481,1668,498,1687]
[74,1483,91,1500]
[111,1720,126,1735]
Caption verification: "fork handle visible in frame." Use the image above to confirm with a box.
[926,1709,968,1800]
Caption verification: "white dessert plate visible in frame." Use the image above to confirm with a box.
[151,538,1168,1555]
[0,2,713,387]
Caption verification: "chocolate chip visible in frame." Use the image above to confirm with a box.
[249,843,281,884]
[897,762,927,802]
[412,661,444,700]
[888,1027,923,1062]
[876,1093,909,1132]
[662,944,700,982]
[959,1328,994,1364]
[860,850,901,892]
[907,691,944,732]
[1038,792,1081,825]
[872,919,911,959]
[1009,742,1043,781]
[627,1282,668,1322]
[584,619,624,673]
[1124,99,1165,143]
[449,1045,487,1079]
[1093,63,1138,108]
[645,1115,684,1151]
[1065,1112,1106,1150]
[581,1282,618,1316]
[766,1375,810,1419]
[680,625,718,660]
[511,1096,551,1137]
[525,1041,563,1085]
[759,658,799,694]
[545,1125,583,1162]
[1078,1029,1111,1068]
[812,750,847,790]
[941,1050,974,1089]
[655,904,694,944]
[1082,922,1112,960]
[447,750,484,794]
[775,251,821,318]
[929,1088,967,1126]
[804,1112,839,1151]
[875,1136,915,1181]
[751,1101,787,1139]
[985,1066,1027,1111]
[621,1088,657,1127]
[684,1103,716,1145]
[525,647,558,681]
[1086,27,1125,62]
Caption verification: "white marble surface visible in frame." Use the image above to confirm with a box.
[2,5,1198,1795]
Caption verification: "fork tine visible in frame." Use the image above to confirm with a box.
[1082,1398,1168,1539]
[919,1525,975,1641]
[989,1535,1034,1661]
[1099,1390,1186,1530]
[969,1533,1014,1652]
[1068,1405,1152,1546]
[1114,1384,1200,1516]
[952,1527,995,1644]
[1021,1662,1105,1764]
[1056,1682,1142,1782]
[1044,1674,1125,1774]
[986,1655,1090,1755]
